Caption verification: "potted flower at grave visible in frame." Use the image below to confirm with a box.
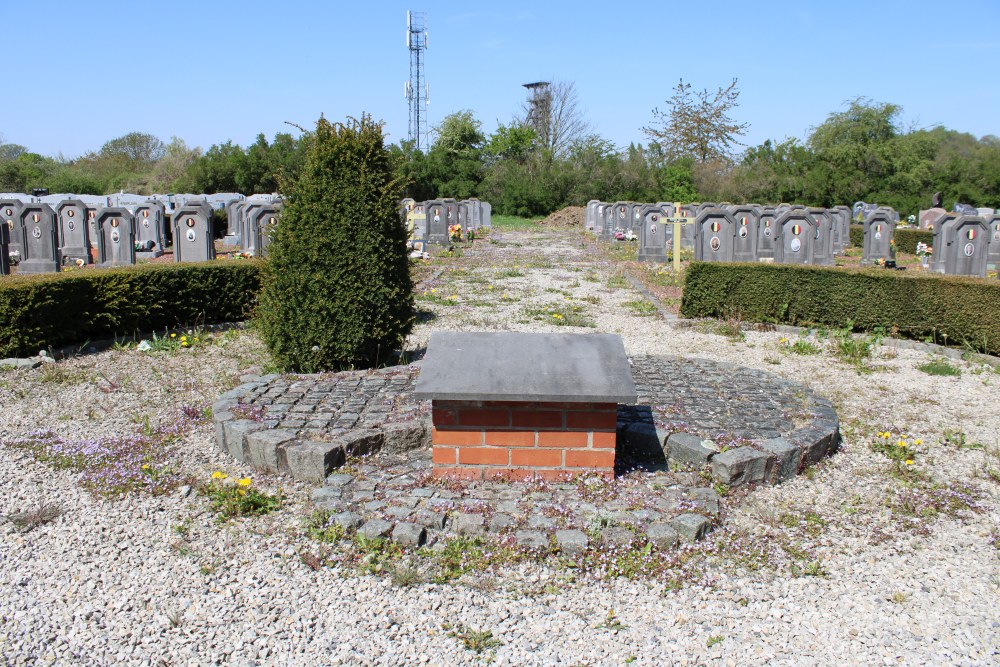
[449,223,462,243]
[915,242,931,268]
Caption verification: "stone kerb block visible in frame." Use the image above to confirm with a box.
[96,207,136,268]
[133,202,166,257]
[759,437,801,483]
[172,205,215,262]
[55,199,90,262]
[1,199,24,262]
[666,433,716,468]
[16,203,60,273]
[694,208,737,262]
[710,446,769,487]
[773,210,816,265]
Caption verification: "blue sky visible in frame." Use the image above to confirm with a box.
[5,0,999,158]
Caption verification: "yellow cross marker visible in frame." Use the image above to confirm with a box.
[664,202,696,273]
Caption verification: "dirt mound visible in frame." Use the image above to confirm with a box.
[539,206,585,227]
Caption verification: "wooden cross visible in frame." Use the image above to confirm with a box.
[664,202,696,273]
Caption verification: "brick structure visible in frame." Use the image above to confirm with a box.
[414,331,637,481]
[431,400,618,480]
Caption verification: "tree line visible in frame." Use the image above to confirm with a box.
[2,80,998,217]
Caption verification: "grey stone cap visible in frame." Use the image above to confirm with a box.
[413,331,638,403]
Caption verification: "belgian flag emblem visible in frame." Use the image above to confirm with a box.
[791,224,801,235]
[710,221,720,232]
[967,229,977,240]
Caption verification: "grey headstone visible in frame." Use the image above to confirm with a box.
[773,210,816,265]
[695,208,736,262]
[424,200,449,246]
[16,204,60,273]
[986,214,1000,269]
[96,207,136,268]
[172,205,215,262]
[670,513,711,542]
[938,215,989,277]
[55,199,90,262]
[0,218,8,275]
[391,522,426,547]
[555,529,589,555]
[1,199,24,263]
[711,446,770,487]
[133,202,166,257]
[248,205,279,257]
[730,206,759,262]
[861,210,895,266]
[666,433,716,468]
[807,208,835,266]
[637,203,671,263]
[645,522,680,549]
[756,208,778,259]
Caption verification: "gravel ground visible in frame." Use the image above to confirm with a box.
[1,227,997,666]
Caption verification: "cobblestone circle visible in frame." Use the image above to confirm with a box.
[213,354,839,549]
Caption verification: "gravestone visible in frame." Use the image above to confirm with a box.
[861,210,896,266]
[224,201,247,246]
[608,202,633,240]
[976,207,994,218]
[937,216,988,276]
[929,213,959,273]
[630,202,643,235]
[480,201,492,228]
[240,202,266,252]
[55,199,91,263]
[585,200,601,231]
[637,203,672,263]
[807,208,835,266]
[424,200,450,246]
[729,206,759,262]
[830,206,851,254]
[694,208,736,262]
[677,203,698,249]
[0,218,8,275]
[441,198,459,233]
[986,214,1000,269]
[593,203,607,235]
[85,207,100,254]
[172,205,215,262]
[1,199,25,265]
[756,207,778,259]
[96,207,136,267]
[249,205,280,257]
[17,204,60,273]
[773,210,816,265]
[133,202,166,258]
[919,208,948,230]
[406,203,428,252]
[697,202,718,214]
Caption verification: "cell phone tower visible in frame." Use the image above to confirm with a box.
[405,11,430,151]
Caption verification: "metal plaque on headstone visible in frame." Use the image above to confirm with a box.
[17,204,60,273]
[637,203,672,263]
[172,205,215,262]
[133,202,166,258]
[773,210,817,265]
[55,199,90,262]
[730,206,759,262]
[861,211,896,266]
[1,199,25,265]
[938,216,988,277]
[695,208,737,262]
[807,208,835,266]
[96,207,136,268]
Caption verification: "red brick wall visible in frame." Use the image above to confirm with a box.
[431,400,618,480]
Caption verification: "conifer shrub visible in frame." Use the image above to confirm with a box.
[254,115,414,372]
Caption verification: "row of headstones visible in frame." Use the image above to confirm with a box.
[586,201,855,266]
[918,208,1000,276]
[222,198,283,256]
[400,198,492,249]
[1,198,215,275]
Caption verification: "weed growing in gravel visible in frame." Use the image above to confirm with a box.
[779,336,822,355]
[917,357,962,377]
[352,535,404,575]
[622,299,658,317]
[496,266,524,279]
[416,288,460,306]
[304,510,348,543]
[38,363,94,386]
[4,408,204,497]
[523,303,596,328]
[598,610,627,630]
[447,625,502,653]
[389,562,424,588]
[230,401,267,422]
[5,502,63,532]
[872,430,920,469]
[606,271,630,289]
[829,322,882,372]
[204,472,282,520]
[707,635,725,648]
[885,481,985,535]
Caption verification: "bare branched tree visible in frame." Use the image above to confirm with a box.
[643,78,750,163]
[518,80,590,159]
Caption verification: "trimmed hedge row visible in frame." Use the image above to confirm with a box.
[680,262,1000,356]
[0,262,262,358]
[848,225,933,254]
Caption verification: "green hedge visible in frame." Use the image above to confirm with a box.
[0,261,262,357]
[848,225,933,254]
[680,262,1000,355]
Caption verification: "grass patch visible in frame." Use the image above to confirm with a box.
[623,299,658,317]
[917,357,962,377]
[204,472,282,520]
[491,215,539,231]
[524,302,596,328]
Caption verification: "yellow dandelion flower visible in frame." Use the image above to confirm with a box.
[141,464,149,470]
[237,478,252,487]
[170,333,177,338]
[882,433,890,440]
[897,439,906,448]
[779,337,789,344]
[430,288,437,293]
[211,471,227,480]
[905,459,914,466]
[914,439,922,446]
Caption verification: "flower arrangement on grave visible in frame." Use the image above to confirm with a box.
[613,227,637,242]
[449,223,463,242]
[915,242,931,258]
[8,250,20,266]
[889,238,897,260]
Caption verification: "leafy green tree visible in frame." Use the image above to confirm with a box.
[643,79,749,163]
[254,115,414,372]
[425,110,485,198]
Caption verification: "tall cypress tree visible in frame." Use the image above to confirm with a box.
[255,115,414,372]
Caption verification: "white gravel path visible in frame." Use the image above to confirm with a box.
[1,227,997,666]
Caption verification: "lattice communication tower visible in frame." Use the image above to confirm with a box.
[406,11,430,151]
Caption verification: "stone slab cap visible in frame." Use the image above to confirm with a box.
[413,331,637,403]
